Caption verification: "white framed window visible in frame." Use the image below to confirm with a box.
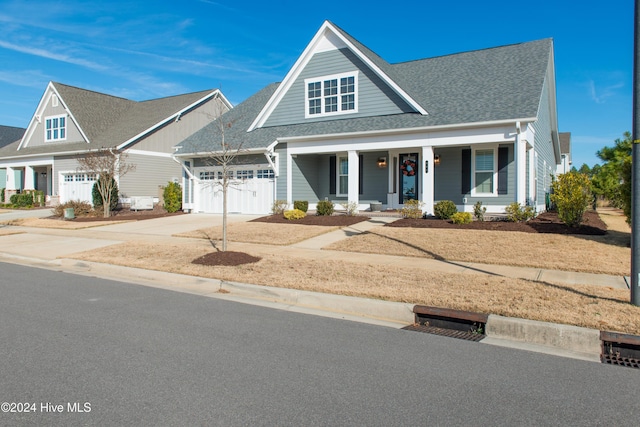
[45,115,66,142]
[305,72,358,118]
[199,171,215,180]
[337,156,349,196]
[472,148,497,196]
[237,170,254,180]
[217,171,234,180]
[75,174,86,182]
[64,174,73,182]
[257,169,275,179]
[87,173,97,181]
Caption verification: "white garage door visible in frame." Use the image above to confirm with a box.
[60,172,96,204]
[195,167,274,214]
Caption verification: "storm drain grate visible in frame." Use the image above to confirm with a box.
[601,331,640,370]
[403,324,486,342]
[601,354,640,369]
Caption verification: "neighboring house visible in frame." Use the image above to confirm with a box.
[176,20,561,215]
[0,125,26,190]
[557,132,572,175]
[0,82,231,206]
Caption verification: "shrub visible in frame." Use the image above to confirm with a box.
[451,212,472,224]
[52,200,93,218]
[341,201,358,216]
[1,188,5,203]
[163,182,182,213]
[401,199,424,219]
[92,177,119,211]
[293,200,308,213]
[505,202,536,222]
[284,208,306,220]
[550,171,591,227]
[316,200,334,216]
[434,200,457,219]
[473,201,486,222]
[9,194,20,205]
[271,200,288,215]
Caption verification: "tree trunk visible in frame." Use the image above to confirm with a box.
[222,179,228,252]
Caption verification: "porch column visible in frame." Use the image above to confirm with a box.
[421,146,434,215]
[515,134,527,205]
[347,150,359,206]
[24,165,35,190]
[286,153,293,207]
[527,147,535,205]
[5,166,15,190]
[47,166,53,195]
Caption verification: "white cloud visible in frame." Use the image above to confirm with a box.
[0,40,108,71]
[588,79,624,104]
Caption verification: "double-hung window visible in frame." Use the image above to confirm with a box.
[45,115,66,142]
[473,149,496,195]
[338,157,349,196]
[305,72,358,118]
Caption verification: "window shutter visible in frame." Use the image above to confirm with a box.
[461,149,471,194]
[498,146,509,195]
[329,156,336,194]
[359,154,363,195]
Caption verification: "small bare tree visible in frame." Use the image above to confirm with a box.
[203,115,244,252]
[77,148,136,218]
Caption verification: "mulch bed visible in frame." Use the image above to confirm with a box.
[386,210,607,235]
[192,251,262,267]
[70,209,185,222]
[250,214,369,226]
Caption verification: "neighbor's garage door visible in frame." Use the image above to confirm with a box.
[195,167,274,214]
[60,172,96,204]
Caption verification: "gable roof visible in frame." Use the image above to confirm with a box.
[177,32,554,156]
[2,82,230,159]
[0,125,25,149]
[248,20,428,131]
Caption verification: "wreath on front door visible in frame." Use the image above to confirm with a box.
[401,159,417,176]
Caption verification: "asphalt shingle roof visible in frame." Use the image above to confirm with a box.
[0,125,25,149]
[177,36,553,155]
[0,83,216,159]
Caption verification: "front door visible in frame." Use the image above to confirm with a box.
[399,153,419,204]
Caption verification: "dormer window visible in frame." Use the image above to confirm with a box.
[45,115,66,142]
[305,72,358,118]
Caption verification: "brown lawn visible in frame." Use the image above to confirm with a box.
[68,208,640,335]
[176,222,340,245]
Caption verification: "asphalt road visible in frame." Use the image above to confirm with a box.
[1,262,639,426]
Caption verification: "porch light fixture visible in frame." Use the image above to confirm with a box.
[40,172,47,178]
[377,157,387,168]
[434,155,441,165]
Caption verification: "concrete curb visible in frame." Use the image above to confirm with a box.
[1,256,604,362]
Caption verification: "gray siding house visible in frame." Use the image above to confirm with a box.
[176,21,561,215]
[0,82,231,206]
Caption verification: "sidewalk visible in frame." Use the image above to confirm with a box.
[0,210,630,362]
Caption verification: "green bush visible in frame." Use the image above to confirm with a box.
[51,200,93,218]
[434,200,457,219]
[550,171,591,227]
[316,200,334,216]
[401,199,423,219]
[1,188,4,203]
[271,200,288,215]
[163,182,182,213]
[473,201,486,222]
[92,177,119,211]
[293,200,308,213]
[9,194,19,205]
[505,202,536,222]
[451,212,472,224]
[284,208,306,220]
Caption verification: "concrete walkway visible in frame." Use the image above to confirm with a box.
[0,209,632,362]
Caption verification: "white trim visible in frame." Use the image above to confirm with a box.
[19,82,90,150]
[116,90,230,151]
[126,149,173,158]
[336,155,349,196]
[248,21,427,132]
[471,145,498,197]
[44,114,67,142]
[304,71,359,118]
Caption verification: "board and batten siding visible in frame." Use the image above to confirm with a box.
[275,144,288,201]
[434,144,515,207]
[118,152,181,198]
[27,95,85,148]
[134,98,229,153]
[531,76,557,207]
[264,48,413,127]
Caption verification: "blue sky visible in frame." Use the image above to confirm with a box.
[0,0,633,168]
